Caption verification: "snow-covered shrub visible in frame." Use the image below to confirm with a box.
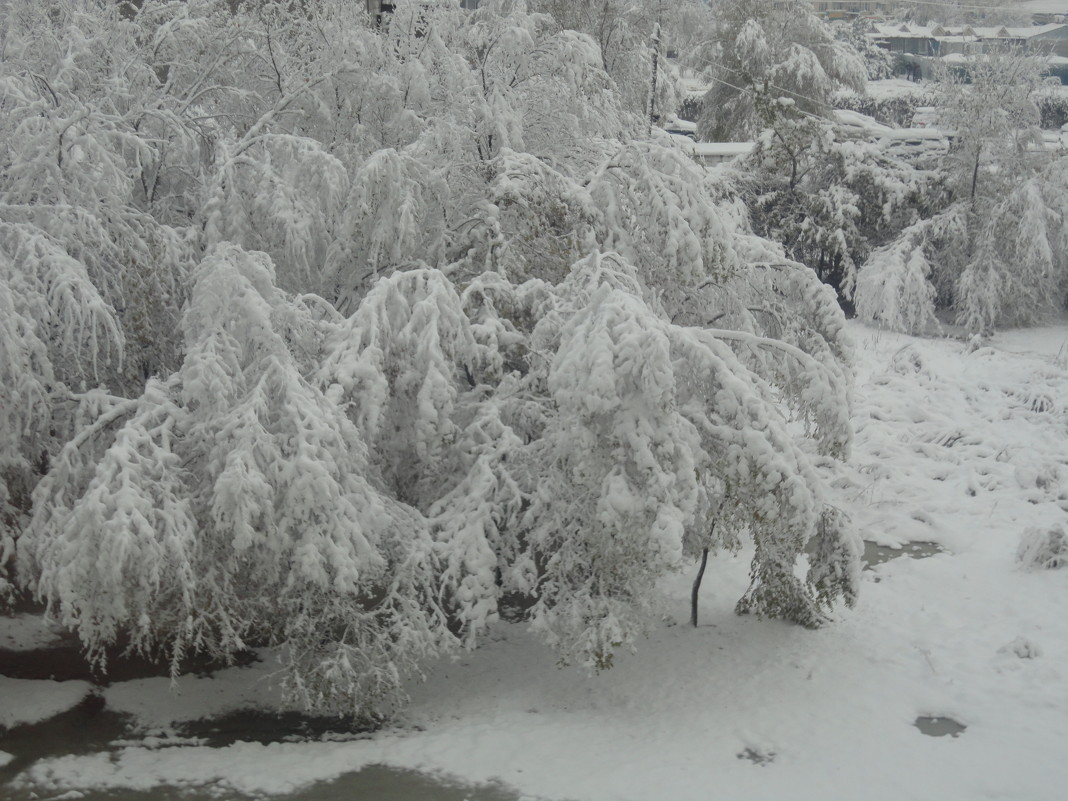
[854,206,969,334]
[518,252,859,664]
[832,90,934,128]
[1017,525,1068,570]
[855,229,940,335]
[21,246,453,718]
[998,636,1042,659]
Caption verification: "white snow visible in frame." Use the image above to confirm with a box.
[102,650,300,728]
[0,751,12,768]
[0,613,67,651]
[0,676,92,729]
[1020,1,1068,14]
[8,319,1068,799]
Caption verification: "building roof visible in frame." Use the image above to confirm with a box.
[871,22,1068,40]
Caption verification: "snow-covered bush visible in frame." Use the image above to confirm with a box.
[1017,525,1068,570]
[21,245,453,719]
[831,90,934,128]
[854,219,945,335]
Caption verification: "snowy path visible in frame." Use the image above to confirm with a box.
[5,321,1068,801]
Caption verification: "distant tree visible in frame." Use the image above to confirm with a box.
[936,46,1045,203]
[832,18,896,81]
[741,114,942,300]
[528,0,682,122]
[694,0,865,142]
[854,46,1068,333]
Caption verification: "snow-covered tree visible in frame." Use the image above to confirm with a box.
[832,18,896,82]
[521,253,857,666]
[855,46,1068,333]
[528,0,681,123]
[694,0,865,142]
[5,0,862,716]
[742,114,940,299]
[936,46,1045,203]
[853,212,960,335]
[20,245,454,719]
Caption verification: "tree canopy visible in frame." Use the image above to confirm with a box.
[1,0,859,719]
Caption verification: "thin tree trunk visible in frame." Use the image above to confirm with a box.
[647,21,661,136]
[970,146,982,201]
[690,547,709,627]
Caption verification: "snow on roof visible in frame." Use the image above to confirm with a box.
[877,126,947,141]
[833,108,894,134]
[663,116,697,133]
[872,23,937,38]
[692,142,754,156]
[976,24,1064,38]
[871,22,1068,40]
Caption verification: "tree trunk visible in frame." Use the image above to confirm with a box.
[970,145,982,201]
[647,21,661,136]
[690,547,709,627]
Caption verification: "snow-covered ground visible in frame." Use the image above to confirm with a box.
[3,319,1068,800]
[0,677,92,730]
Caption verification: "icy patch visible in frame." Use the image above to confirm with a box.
[863,541,944,568]
[913,716,966,738]
[0,750,12,768]
[0,677,93,729]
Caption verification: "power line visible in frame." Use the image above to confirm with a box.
[693,54,840,113]
[823,1,1062,14]
[690,67,840,129]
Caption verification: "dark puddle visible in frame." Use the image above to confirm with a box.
[285,766,525,801]
[6,759,525,801]
[0,634,259,683]
[2,704,527,801]
[863,541,944,569]
[914,716,966,738]
[177,709,372,747]
[736,747,775,766]
[1,603,526,800]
